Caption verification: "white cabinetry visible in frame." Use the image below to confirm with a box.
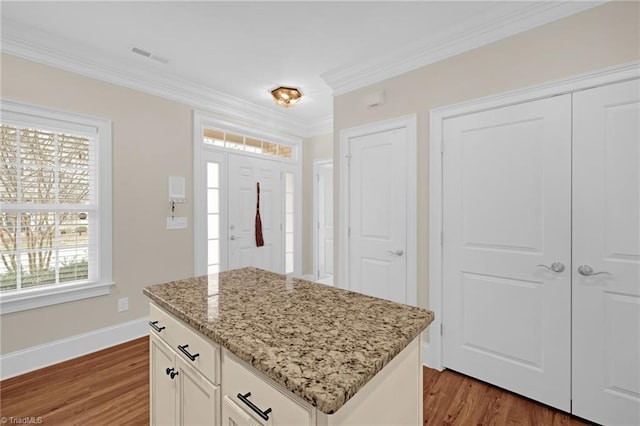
[149,304,220,425]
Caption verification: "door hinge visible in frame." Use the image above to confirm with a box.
[345,154,351,167]
[317,221,320,230]
[440,231,444,246]
[440,323,443,336]
[280,223,283,231]
[316,174,320,183]
[348,227,351,238]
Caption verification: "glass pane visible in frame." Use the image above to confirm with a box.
[21,212,56,254]
[21,167,55,203]
[286,232,294,251]
[278,145,292,159]
[0,212,18,292]
[0,125,17,164]
[225,133,244,150]
[286,213,294,231]
[285,252,294,274]
[207,162,219,188]
[207,239,219,265]
[208,264,219,274]
[203,137,225,147]
[285,172,294,190]
[245,138,262,153]
[58,250,89,283]
[59,212,89,248]
[21,128,55,165]
[58,134,90,168]
[207,214,219,239]
[262,142,278,156]
[0,163,18,203]
[20,251,56,288]
[285,193,294,213]
[59,169,90,204]
[207,189,219,214]
[203,128,224,140]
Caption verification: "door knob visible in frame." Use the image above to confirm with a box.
[387,249,404,256]
[577,265,611,277]
[537,262,565,273]
[230,235,240,240]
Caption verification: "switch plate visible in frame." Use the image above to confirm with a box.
[117,297,129,312]
[167,216,188,230]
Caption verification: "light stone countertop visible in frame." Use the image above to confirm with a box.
[143,267,434,414]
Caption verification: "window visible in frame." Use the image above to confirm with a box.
[203,128,295,160]
[0,101,112,314]
[206,162,220,274]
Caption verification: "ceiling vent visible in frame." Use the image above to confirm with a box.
[130,46,169,64]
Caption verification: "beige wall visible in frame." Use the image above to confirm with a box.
[302,133,333,275]
[333,2,640,312]
[0,54,195,353]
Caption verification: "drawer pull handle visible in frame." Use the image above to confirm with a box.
[149,321,165,332]
[177,344,200,361]
[165,367,179,379]
[237,392,272,421]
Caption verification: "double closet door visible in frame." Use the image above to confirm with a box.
[442,79,639,426]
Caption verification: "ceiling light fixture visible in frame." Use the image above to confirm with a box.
[271,86,303,108]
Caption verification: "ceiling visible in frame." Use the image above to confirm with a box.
[1,1,601,137]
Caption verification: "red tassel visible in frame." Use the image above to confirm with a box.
[255,182,264,247]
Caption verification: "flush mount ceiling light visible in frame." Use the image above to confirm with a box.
[271,86,303,108]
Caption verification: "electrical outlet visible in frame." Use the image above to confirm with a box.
[117,297,129,312]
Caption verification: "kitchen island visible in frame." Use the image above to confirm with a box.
[144,267,434,425]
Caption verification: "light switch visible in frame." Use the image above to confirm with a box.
[167,216,188,230]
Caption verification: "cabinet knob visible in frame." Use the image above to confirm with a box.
[165,367,179,379]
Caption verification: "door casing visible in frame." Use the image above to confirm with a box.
[427,61,640,370]
[338,114,418,306]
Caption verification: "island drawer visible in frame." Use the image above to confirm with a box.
[222,350,314,426]
[149,303,220,385]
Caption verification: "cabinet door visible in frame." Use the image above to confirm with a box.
[150,335,178,426]
[177,357,219,426]
[221,396,261,426]
[572,79,640,426]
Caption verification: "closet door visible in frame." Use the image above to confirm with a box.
[572,79,640,426]
[442,95,572,411]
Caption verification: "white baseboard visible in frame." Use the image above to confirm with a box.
[0,317,149,380]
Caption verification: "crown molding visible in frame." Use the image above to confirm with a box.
[321,1,605,96]
[1,18,331,138]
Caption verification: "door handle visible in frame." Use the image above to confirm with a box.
[577,265,612,277]
[387,249,404,256]
[230,235,240,240]
[536,262,565,273]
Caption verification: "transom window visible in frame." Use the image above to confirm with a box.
[203,128,295,160]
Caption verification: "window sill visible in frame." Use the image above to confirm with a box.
[0,281,114,315]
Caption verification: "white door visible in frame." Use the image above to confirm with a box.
[316,162,334,279]
[348,128,408,304]
[228,153,282,273]
[442,95,572,411]
[572,79,640,426]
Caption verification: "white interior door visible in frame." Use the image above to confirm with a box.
[316,162,334,279]
[228,153,282,273]
[349,128,408,304]
[442,95,572,411]
[572,79,640,426]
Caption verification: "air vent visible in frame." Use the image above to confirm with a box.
[130,46,169,64]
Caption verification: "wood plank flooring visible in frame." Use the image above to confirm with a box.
[1,337,593,425]
[0,337,149,426]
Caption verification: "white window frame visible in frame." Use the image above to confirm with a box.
[0,100,113,314]
[193,111,302,276]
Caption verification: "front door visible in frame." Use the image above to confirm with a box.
[442,95,572,411]
[227,153,282,273]
[348,127,408,305]
[572,79,640,426]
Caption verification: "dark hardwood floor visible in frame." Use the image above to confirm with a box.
[1,336,592,425]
